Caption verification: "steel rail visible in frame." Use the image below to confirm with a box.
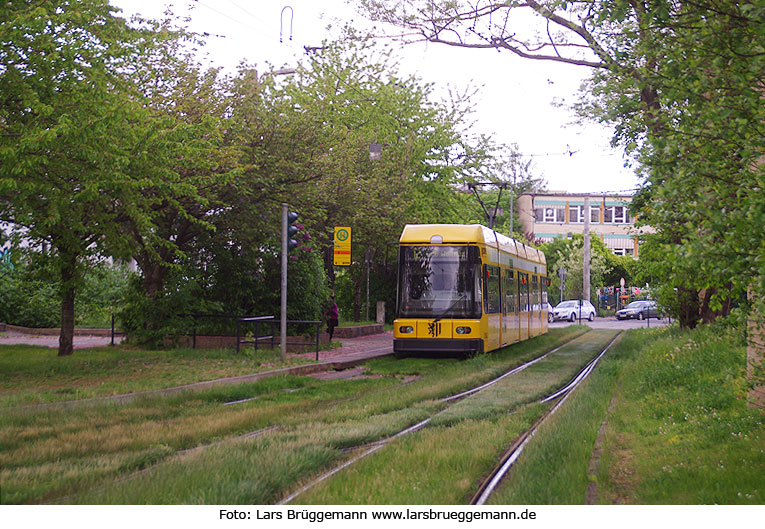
[277,418,432,505]
[277,334,585,504]
[441,341,572,403]
[469,332,622,505]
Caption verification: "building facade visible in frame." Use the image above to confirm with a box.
[517,191,652,257]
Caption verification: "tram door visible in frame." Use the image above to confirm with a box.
[531,275,540,337]
[503,269,519,344]
[518,272,530,341]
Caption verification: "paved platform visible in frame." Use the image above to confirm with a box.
[0,329,395,358]
[0,330,121,349]
[295,331,393,363]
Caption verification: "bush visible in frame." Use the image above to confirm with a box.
[0,256,133,329]
[0,271,60,328]
[118,239,330,346]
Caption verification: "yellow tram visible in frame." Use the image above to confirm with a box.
[394,224,549,357]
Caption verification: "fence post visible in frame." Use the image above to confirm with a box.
[111,314,115,346]
[236,318,241,353]
[315,322,320,361]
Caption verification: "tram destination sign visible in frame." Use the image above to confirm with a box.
[333,226,351,266]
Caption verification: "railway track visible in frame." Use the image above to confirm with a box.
[470,332,622,505]
[278,331,621,505]
[28,328,607,504]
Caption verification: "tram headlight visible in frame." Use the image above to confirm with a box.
[455,326,472,335]
[399,326,414,334]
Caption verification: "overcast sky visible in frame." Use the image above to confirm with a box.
[111,0,640,195]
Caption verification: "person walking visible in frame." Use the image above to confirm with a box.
[325,293,339,341]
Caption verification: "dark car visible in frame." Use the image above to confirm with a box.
[616,300,660,320]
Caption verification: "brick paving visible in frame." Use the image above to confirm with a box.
[296,331,393,363]
[0,329,394,361]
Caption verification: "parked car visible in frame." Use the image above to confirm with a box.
[616,300,660,320]
[552,300,596,322]
[545,302,554,323]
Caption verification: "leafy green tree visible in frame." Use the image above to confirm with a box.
[357,1,764,328]
[541,234,611,305]
[0,0,163,355]
[576,2,763,326]
[228,30,521,320]
[118,42,235,304]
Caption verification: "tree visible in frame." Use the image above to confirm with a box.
[0,0,163,355]
[230,29,521,320]
[576,2,763,325]
[541,234,612,304]
[357,1,764,327]
[118,34,235,306]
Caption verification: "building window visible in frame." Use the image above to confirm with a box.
[568,205,600,224]
[535,207,565,223]
[604,205,631,224]
[591,207,600,223]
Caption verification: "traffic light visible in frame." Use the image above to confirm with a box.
[287,210,300,252]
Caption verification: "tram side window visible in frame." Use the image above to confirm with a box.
[532,276,539,311]
[519,273,530,312]
[542,277,549,305]
[484,265,501,314]
[505,270,516,313]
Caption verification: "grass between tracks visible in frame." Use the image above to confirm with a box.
[1,327,587,504]
[4,324,760,505]
[487,325,763,505]
[292,330,620,504]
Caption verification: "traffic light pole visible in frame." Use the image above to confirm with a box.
[280,203,288,361]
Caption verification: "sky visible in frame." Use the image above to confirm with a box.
[110,0,641,195]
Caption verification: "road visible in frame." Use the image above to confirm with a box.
[549,316,670,330]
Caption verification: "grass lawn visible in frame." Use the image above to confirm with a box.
[3,323,757,505]
[0,344,316,407]
[0,328,588,504]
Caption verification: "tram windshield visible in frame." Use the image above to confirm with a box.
[397,245,482,319]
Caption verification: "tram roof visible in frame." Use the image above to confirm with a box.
[399,224,546,265]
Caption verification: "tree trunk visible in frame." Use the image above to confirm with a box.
[700,285,733,324]
[677,286,700,329]
[58,255,77,357]
[323,246,336,292]
[142,263,166,300]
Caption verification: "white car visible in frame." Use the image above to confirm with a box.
[553,300,596,322]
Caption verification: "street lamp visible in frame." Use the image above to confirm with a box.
[369,143,383,161]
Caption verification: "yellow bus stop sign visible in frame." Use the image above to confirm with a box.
[333,227,351,266]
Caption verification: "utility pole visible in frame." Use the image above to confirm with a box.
[583,197,591,304]
[280,203,288,361]
[365,248,371,322]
